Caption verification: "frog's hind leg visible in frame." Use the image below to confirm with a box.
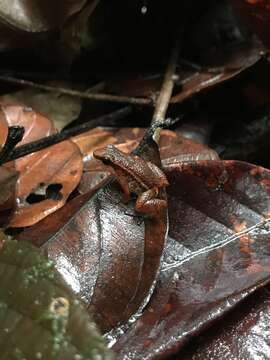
[135,187,167,214]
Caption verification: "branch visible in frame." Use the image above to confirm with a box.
[2,107,132,163]
[0,75,152,106]
[134,34,180,155]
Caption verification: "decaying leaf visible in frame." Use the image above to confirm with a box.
[180,286,270,359]
[0,104,83,227]
[111,160,270,358]
[0,237,113,359]
[1,88,82,130]
[43,174,167,334]
[0,0,88,32]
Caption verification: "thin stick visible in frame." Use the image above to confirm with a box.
[152,38,179,125]
[0,75,152,106]
[134,35,180,154]
[2,107,132,163]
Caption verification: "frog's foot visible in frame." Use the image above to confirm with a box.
[135,188,167,215]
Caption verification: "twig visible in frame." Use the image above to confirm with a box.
[134,35,180,155]
[0,126,25,164]
[3,107,132,163]
[0,75,152,106]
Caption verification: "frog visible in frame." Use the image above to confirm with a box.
[93,144,169,215]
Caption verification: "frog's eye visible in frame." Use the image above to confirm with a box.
[102,158,111,165]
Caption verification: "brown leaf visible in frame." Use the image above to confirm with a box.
[103,39,265,105]
[0,104,83,227]
[42,143,168,334]
[179,286,270,359]
[111,160,270,359]
[171,39,265,103]
[0,0,88,32]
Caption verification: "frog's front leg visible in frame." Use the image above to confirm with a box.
[135,187,167,214]
[113,167,131,203]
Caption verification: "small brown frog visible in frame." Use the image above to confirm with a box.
[94,145,169,215]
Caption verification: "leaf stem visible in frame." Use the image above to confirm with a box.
[134,34,180,155]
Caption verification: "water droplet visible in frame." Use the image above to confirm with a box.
[141,5,147,14]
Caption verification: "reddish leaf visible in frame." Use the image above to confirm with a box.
[43,144,168,333]
[111,160,270,359]
[15,178,110,246]
[0,104,83,227]
[179,286,270,359]
[229,0,270,46]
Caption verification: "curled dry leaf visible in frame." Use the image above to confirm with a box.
[0,104,83,227]
[0,0,88,32]
[42,141,168,334]
[180,286,270,359]
[111,160,270,359]
[0,238,113,359]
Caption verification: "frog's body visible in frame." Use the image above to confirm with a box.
[94,145,168,215]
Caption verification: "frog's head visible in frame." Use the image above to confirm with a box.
[93,144,121,166]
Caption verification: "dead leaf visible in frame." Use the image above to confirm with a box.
[171,39,265,103]
[42,142,168,334]
[0,104,83,227]
[0,0,88,32]
[1,88,82,130]
[111,160,270,358]
[179,286,270,359]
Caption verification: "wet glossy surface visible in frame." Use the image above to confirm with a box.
[44,179,167,333]
[112,161,270,359]
[180,286,270,359]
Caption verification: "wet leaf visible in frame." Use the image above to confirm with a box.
[0,237,113,359]
[0,0,88,32]
[179,286,270,359]
[0,104,83,227]
[111,160,270,359]
[171,39,265,104]
[15,182,109,247]
[42,137,168,334]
